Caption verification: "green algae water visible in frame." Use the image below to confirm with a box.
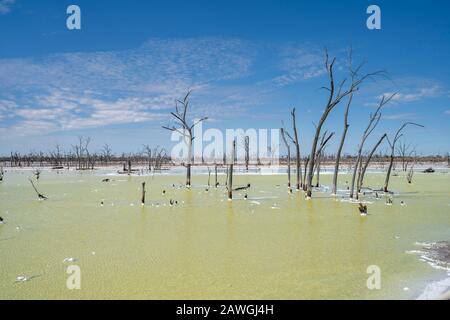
[0,169,449,299]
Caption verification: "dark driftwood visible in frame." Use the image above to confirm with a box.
[227,139,236,200]
[29,178,47,200]
[141,182,146,205]
[233,183,251,191]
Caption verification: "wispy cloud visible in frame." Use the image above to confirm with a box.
[445,110,450,115]
[0,38,327,137]
[383,113,417,120]
[362,77,445,108]
[263,44,326,88]
[0,0,15,15]
[378,85,441,103]
[0,38,257,135]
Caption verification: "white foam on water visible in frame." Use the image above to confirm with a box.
[408,241,450,299]
[417,276,450,300]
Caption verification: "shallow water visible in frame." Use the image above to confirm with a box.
[0,169,449,299]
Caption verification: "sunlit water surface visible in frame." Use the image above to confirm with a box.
[0,169,449,299]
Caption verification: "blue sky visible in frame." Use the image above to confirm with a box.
[0,0,449,156]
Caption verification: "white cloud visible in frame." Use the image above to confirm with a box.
[0,38,253,91]
[378,85,442,103]
[0,38,258,135]
[0,0,15,15]
[383,113,417,120]
[0,38,328,137]
[265,45,325,87]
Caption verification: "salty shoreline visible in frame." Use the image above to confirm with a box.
[408,241,450,300]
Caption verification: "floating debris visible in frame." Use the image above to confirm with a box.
[358,203,368,215]
[63,257,77,263]
[15,276,28,283]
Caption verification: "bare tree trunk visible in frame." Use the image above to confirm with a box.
[162,91,207,188]
[315,151,322,188]
[186,139,192,187]
[306,50,381,198]
[303,156,309,191]
[384,122,424,192]
[349,94,395,198]
[358,134,387,192]
[244,136,249,172]
[29,178,47,200]
[291,109,302,190]
[227,139,236,200]
[407,153,416,183]
[280,128,291,190]
[207,167,211,187]
[141,182,146,205]
[332,94,352,194]
[384,151,395,192]
[214,163,218,187]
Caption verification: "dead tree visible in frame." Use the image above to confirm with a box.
[384,122,424,192]
[313,131,334,188]
[290,108,302,190]
[207,167,211,187]
[102,144,112,167]
[332,93,352,195]
[303,156,309,189]
[227,139,236,200]
[143,145,152,171]
[350,94,395,199]
[244,136,250,172]
[396,140,413,171]
[214,163,218,187]
[306,50,379,198]
[141,182,146,205]
[332,49,359,195]
[315,150,323,188]
[29,178,47,200]
[358,133,387,193]
[162,90,208,187]
[406,151,416,184]
[280,127,292,190]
